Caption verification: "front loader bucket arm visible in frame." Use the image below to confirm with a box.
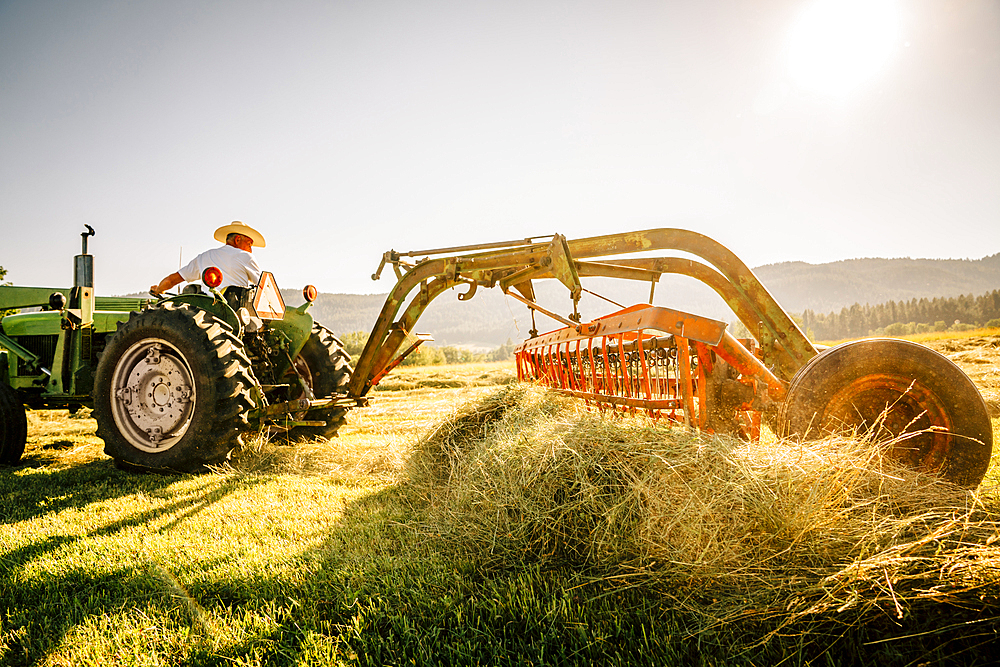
[349,239,552,397]
[350,270,460,396]
[350,228,816,397]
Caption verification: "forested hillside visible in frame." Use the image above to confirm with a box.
[283,288,527,350]
[754,253,1000,314]
[802,289,1000,341]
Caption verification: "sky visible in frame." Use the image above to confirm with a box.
[2,0,999,299]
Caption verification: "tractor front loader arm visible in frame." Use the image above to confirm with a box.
[350,228,816,398]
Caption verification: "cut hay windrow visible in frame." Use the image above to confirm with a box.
[406,384,1000,636]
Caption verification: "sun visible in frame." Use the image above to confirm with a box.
[786,0,901,97]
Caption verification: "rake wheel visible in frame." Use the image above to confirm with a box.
[779,338,992,487]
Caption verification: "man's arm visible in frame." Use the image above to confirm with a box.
[154,248,207,295]
[151,272,183,296]
[245,256,262,286]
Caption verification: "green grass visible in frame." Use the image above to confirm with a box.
[3,357,1000,666]
[1,444,697,666]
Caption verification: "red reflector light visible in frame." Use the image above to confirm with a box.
[202,266,224,288]
[302,284,318,303]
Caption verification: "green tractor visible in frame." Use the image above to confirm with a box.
[0,226,357,472]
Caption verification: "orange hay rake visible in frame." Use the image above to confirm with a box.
[357,228,993,486]
[513,303,785,440]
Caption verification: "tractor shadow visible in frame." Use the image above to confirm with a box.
[0,457,179,525]
[0,460,263,666]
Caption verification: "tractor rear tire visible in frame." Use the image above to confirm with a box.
[779,338,993,487]
[286,323,353,440]
[94,302,258,473]
[0,382,27,465]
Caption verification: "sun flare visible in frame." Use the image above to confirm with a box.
[786,0,901,96]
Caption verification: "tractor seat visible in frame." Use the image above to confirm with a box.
[223,286,251,311]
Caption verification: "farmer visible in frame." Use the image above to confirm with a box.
[150,221,265,295]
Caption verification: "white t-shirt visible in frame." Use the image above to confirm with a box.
[177,245,261,290]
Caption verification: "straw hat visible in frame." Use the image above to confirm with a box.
[213,220,266,248]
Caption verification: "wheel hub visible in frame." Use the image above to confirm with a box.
[110,339,196,452]
[823,374,952,471]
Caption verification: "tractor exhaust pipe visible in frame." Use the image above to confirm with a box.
[75,225,95,288]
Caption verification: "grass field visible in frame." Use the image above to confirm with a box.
[817,325,1000,348]
[2,344,1000,666]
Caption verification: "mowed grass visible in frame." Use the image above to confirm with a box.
[2,354,1000,666]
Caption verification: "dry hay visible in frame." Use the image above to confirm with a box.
[374,366,517,392]
[21,407,107,468]
[929,335,1000,419]
[406,384,1000,639]
[220,427,410,482]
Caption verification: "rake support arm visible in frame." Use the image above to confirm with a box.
[351,228,815,398]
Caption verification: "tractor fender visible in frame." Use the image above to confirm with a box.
[157,293,242,334]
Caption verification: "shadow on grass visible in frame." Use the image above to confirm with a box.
[5,466,999,666]
[175,484,707,667]
[180,488,1000,667]
[0,461,262,667]
[0,458,174,525]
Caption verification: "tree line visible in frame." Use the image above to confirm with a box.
[797,288,1000,341]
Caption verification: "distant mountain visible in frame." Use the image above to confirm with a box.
[291,253,1000,348]
[753,254,1000,315]
[283,288,529,351]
